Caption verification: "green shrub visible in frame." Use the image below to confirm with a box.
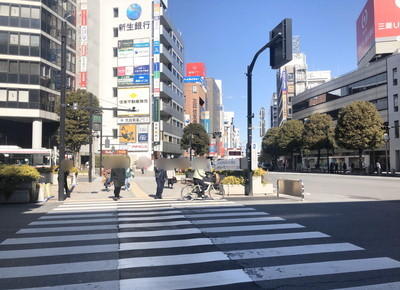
[253,168,267,177]
[0,165,41,200]
[221,176,245,185]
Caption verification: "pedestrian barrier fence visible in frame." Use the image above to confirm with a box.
[277,179,304,200]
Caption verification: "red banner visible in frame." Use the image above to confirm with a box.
[81,10,87,26]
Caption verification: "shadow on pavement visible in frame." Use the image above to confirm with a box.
[242,199,400,261]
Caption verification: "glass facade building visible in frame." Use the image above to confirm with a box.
[0,0,76,149]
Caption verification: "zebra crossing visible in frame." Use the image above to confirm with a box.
[1,198,400,289]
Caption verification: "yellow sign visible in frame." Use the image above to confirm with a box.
[119,124,137,143]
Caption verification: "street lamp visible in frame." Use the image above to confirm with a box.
[383,133,390,175]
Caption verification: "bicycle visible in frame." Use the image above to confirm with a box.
[181,179,225,200]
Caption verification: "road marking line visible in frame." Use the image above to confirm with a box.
[245,257,400,281]
[182,207,254,213]
[119,251,228,268]
[119,269,253,290]
[17,224,117,234]
[118,210,181,216]
[30,218,118,225]
[193,217,284,224]
[201,223,304,233]
[334,282,400,289]
[212,232,330,244]
[39,213,116,219]
[20,281,119,290]
[118,228,202,238]
[1,233,117,245]
[227,243,363,259]
[186,212,268,218]
[59,200,228,207]
[0,244,118,259]
[119,220,191,228]
[0,259,117,278]
[118,215,185,221]
[120,238,213,251]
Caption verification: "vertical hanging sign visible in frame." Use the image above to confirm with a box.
[80,1,88,89]
[153,0,161,97]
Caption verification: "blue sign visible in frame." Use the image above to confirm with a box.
[153,63,160,72]
[133,42,150,48]
[127,4,142,21]
[138,133,148,142]
[153,41,160,54]
[134,74,150,84]
[184,76,204,84]
[134,65,149,75]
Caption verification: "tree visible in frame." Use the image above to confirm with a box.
[64,90,99,165]
[303,113,335,169]
[278,120,304,169]
[261,127,281,170]
[335,101,385,170]
[181,123,210,156]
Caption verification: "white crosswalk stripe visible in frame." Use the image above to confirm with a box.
[1,198,400,290]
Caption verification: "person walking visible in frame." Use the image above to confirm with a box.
[376,161,382,175]
[166,168,176,189]
[111,167,125,200]
[154,161,167,199]
[125,167,133,191]
[102,168,111,192]
[343,162,347,174]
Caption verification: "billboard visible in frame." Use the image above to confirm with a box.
[117,38,150,86]
[118,87,150,116]
[374,0,400,39]
[357,0,400,62]
[119,124,137,143]
[186,63,206,77]
[356,0,375,62]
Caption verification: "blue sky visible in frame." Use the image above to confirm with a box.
[168,0,366,147]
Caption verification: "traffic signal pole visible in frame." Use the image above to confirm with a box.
[58,20,67,201]
[245,33,282,196]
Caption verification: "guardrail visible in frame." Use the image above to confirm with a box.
[277,179,304,200]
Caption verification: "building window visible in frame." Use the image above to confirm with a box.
[394,94,399,112]
[395,121,400,139]
[113,87,117,97]
[113,8,118,18]
[113,47,118,57]
[113,67,117,77]
[113,27,118,37]
[192,85,197,93]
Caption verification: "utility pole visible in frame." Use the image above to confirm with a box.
[58,20,67,201]
[88,93,93,182]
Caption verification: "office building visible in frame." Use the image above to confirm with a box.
[270,93,278,128]
[292,0,400,171]
[276,52,331,126]
[183,63,206,124]
[0,0,77,149]
[80,0,185,160]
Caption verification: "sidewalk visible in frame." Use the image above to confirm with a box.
[49,175,150,202]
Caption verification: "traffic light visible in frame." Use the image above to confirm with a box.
[269,18,292,69]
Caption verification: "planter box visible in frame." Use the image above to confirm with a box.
[0,182,39,203]
[223,184,245,196]
[253,176,274,195]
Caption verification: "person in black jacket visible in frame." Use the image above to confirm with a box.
[154,160,167,199]
[111,167,126,200]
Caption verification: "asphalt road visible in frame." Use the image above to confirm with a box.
[1,173,399,289]
[266,172,400,201]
